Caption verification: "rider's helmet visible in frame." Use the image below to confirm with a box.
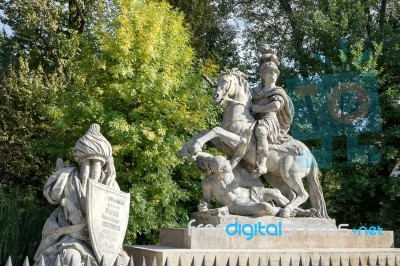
[258,44,280,76]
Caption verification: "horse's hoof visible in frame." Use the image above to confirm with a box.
[252,167,267,178]
[191,144,202,154]
[280,208,291,218]
[308,208,318,216]
[252,172,262,178]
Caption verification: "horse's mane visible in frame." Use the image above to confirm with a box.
[219,68,251,99]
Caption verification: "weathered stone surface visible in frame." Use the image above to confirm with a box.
[159,227,394,249]
[124,245,400,266]
[33,124,130,266]
[190,212,335,227]
[159,216,392,250]
[87,179,130,265]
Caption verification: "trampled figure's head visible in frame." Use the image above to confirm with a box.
[209,155,232,177]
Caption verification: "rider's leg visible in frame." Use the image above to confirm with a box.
[254,126,270,176]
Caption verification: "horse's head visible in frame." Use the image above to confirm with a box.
[213,68,251,106]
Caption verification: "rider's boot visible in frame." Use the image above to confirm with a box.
[253,148,269,177]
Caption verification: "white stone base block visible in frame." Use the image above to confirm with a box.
[124,217,400,265]
[124,245,400,266]
[159,227,394,249]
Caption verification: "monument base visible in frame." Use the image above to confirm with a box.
[124,216,400,266]
[160,215,393,249]
[190,210,336,227]
[159,228,394,249]
[124,245,400,266]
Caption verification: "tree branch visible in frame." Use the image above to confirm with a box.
[379,0,388,28]
[71,0,86,33]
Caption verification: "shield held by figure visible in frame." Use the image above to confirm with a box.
[87,179,130,265]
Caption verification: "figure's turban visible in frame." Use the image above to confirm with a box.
[73,124,112,165]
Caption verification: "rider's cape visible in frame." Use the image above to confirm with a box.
[252,86,293,134]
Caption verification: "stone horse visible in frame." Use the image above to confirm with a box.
[181,69,329,218]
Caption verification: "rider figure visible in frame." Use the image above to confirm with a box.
[252,45,293,177]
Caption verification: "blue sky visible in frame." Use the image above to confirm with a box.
[0,10,13,35]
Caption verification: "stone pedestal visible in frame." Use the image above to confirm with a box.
[124,245,400,266]
[159,228,394,249]
[190,209,336,227]
[124,215,400,266]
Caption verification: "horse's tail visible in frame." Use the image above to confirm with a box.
[307,156,330,219]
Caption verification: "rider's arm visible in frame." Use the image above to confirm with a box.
[252,95,284,113]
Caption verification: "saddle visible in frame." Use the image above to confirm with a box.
[269,132,304,156]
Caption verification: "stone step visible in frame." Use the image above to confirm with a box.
[159,227,394,249]
[124,245,400,266]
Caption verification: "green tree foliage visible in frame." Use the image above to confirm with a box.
[164,0,241,69]
[0,58,61,190]
[0,187,52,265]
[0,55,70,264]
[0,32,14,71]
[46,0,219,243]
[0,0,102,188]
[0,0,100,70]
[0,0,220,249]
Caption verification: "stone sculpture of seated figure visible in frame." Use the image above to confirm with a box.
[33,124,129,266]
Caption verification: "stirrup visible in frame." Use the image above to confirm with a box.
[252,164,267,177]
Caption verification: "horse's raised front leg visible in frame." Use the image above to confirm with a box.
[179,130,210,157]
[193,127,241,151]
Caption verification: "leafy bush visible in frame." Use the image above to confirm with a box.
[0,187,52,265]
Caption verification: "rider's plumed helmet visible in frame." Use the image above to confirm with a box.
[258,44,280,76]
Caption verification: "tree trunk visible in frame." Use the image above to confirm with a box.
[379,0,388,28]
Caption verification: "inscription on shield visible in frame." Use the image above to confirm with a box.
[87,179,130,265]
